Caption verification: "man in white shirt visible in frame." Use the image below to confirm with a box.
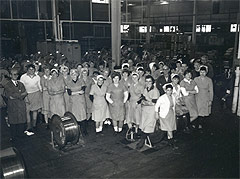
[20,64,43,133]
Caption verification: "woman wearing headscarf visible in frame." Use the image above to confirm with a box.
[47,68,66,117]
[66,69,88,136]
[194,66,213,129]
[89,75,110,134]
[136,75,160,149]
[106,72,129,134]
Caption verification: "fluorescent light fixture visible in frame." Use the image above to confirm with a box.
[160,1,169,5]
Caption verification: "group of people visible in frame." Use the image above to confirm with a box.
[0,53,214,150]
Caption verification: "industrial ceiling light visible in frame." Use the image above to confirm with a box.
[160,1,169,5]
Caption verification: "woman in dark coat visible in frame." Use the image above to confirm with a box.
[4,68,28,140]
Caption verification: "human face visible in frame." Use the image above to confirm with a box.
[122,72,128,79]
[172,77,179,85]
[10,70,19,80]
[200,70,207,77]
[132,75,139,83]
[201,57,207,64]
[145,78,153,88]
[163,66,170,75]
[27,67,35,76]
[77,65,82,73]
[113,76,120,84]
[82,70,88,77]
[185,72,192,80]
[194,62,200,70]
[138,70,144,76]
[165,88,173,96]
[44,68,50,76]
[103,70,109,77]
[51,71,58,78]
[97,77,104,86]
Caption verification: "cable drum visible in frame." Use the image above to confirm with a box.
[0,147,27,179]
[50,112,80,148]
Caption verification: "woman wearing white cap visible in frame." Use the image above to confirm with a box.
[66,69,88,136]
[47,68,66,117]
[89,75,110,134]
[155,83,177,148]
[126,72,144,136]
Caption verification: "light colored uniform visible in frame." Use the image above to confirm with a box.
[155,94,176,132]
[90,83,110,122]
[180,78,199,122]
[107,83,128,121]
[194,76,213,116]
[127,82,144,125]
[66,78,87,122]
[140,86,160,133]
[47,77,66,117]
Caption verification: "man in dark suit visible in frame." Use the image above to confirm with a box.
[156,65,172,95]
[4,68,28,141]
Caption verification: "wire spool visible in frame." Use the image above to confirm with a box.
[0,147,27,179]
[50,112,80,149]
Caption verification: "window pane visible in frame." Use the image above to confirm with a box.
[72,0,90,21]
[92,3,109,21]
[59,0,70,20]
[39,0,52,20]
[0,0,11,18]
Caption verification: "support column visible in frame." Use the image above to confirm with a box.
[52,0,58,41]
[146,0,151,44]
[111,0,121,67]
[232,67,240,114]
[192,0,197,45]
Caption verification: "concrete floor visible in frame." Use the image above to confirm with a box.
[0,98,239,178]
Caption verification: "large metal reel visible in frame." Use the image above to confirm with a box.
[51,112,80,149]
[0,147,27,179]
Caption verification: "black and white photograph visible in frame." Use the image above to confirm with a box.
[0,0,239,178]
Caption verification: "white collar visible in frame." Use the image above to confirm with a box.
[183,78,192,83]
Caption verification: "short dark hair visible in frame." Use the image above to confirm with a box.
[111,71,121,80]
[200,66,207,71]
[26,64,35,71]
[145,75,155,84]
[184,69,192,76]
[165,84,173,90]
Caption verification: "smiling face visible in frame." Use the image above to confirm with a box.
[145,78,153,88]
[172,77,179,85]
[185,72,192,80]
[97,77,104,86]
[165,87,173,96]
